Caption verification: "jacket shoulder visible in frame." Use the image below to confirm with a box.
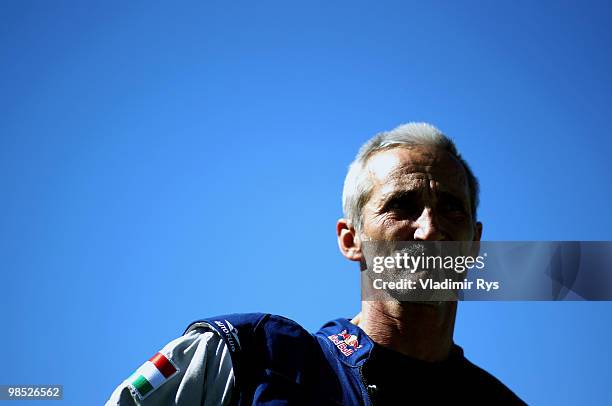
[186,313,312,343]
[186,313,335,403]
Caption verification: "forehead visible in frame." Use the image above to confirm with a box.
[365,146,470,198]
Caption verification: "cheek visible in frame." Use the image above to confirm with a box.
[440,218,475,240]
[365,216,415,240]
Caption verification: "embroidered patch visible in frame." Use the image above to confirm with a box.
[128,352,179,400]
[328,329,363,357]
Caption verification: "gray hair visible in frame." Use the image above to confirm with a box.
[342,122,479,231]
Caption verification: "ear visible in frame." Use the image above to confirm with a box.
[474,221,483,241]
[469,221,483,258]
[337,218,363,262]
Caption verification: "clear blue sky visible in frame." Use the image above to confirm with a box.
[2,1,612,404]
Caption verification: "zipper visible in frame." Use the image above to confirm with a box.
[358,364,375,406]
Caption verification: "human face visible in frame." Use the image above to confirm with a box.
[359,146,481,242]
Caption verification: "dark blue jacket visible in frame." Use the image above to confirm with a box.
[186,313,524,405]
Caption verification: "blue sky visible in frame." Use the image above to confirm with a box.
[2,1,612,404]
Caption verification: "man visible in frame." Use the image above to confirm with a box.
[107,123,524,405]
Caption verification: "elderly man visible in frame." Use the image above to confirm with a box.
[107,123,524,405]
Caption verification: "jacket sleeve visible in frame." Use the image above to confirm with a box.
[106,323,234,406]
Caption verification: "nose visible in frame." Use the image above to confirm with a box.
[413,208,445,241]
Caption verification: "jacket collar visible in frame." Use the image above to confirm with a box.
[316,317,467,368]
[315,318,374,367]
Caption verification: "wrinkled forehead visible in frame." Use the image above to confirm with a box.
[365,146,470,197]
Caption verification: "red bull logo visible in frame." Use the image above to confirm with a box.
[328,330,362,357]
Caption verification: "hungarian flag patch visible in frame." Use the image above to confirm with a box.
[128,352,179,400]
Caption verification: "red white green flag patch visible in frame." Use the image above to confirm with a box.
[128,352,179,400]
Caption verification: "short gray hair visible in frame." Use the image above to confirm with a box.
[342,122,479,231]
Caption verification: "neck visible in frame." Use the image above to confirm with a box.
[354,301,457,362]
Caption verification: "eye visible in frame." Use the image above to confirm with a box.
[384,196,420,218]
[440,198,467,216]
[387,198,403,210]
[443,201,462,211]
